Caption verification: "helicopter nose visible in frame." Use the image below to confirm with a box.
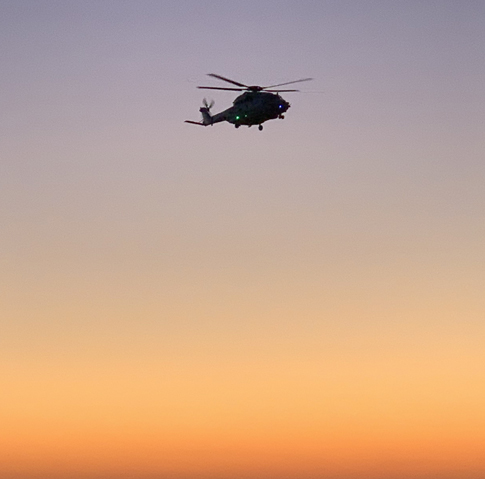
[278,100,290,112]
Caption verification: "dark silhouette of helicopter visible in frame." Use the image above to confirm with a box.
[185,73,312,131]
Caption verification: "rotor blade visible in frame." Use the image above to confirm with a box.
[197,86,245,91]
[263,78,313,89]
[185,120,206,126]
[203,98,214,109]
[264,89,301,93]
[207,73,248,88]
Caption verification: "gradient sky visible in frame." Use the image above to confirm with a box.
[1,1,484,478]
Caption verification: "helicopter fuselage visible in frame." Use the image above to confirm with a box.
[212,91,290,128]
[192,91,290,130]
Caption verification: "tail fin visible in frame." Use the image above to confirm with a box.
[200,107,212,125]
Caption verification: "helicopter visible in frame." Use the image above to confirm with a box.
[185,73,312,131]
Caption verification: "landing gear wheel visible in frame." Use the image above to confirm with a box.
[235,124,240,128]
[279,115,285,119]
[258,125,263,131]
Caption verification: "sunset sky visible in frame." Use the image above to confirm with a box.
[1,1,484,478]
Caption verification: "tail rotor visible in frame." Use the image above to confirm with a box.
[200,98,214,125]
[185,98,215,126]
[202,98,215,110]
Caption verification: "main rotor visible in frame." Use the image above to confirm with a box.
[197,73,313,93]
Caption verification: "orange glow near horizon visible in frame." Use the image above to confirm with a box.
[2,333,485,478]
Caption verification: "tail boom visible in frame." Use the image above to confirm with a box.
[185,107,229,127]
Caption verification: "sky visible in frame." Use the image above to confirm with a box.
[1,1,484,478]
